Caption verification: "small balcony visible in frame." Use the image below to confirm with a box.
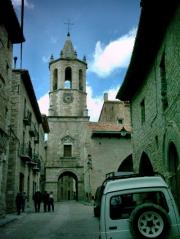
[29,124,36,137]
[31,154,41,172]
[34,135,39,144]
[20,144,32,162]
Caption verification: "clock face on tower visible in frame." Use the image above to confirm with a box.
[63,92,74,103]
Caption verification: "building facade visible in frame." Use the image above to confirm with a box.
[85,95,133,195]
[117,0,180,211]
[99,93,131,126]
[6,69,49,212]
[0,0,24,216]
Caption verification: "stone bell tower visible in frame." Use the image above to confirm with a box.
[46,33,89,201]
[48,32,88,117]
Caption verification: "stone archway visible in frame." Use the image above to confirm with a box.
[139,152,154,176]
[57,171,78,201]
[118,154,133,172]
[168,142,179,211]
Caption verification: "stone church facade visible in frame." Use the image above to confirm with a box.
[117,0,180,211]
[46,33,132,201]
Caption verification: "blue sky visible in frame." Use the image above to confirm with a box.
[12,0,141,121]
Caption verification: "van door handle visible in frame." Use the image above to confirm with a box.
[109,226,117,230]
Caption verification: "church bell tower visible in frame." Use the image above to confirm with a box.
[46,33,89,201]
[48,32,88,117]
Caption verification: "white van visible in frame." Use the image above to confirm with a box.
[99,176,180,239]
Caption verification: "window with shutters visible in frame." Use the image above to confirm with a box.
[64,145,72,157]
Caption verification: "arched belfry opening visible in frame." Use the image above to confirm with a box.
[57,171,78,201]
[79,69,83,91]
[139,152,154,176]
[168,142,179,211]
[118,154,133,172]
[53,69,58,90]
[64,67,72,89]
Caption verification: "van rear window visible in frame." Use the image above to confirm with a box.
[110,191,168,220]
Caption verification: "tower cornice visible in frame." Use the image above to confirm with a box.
[49,57,88,68]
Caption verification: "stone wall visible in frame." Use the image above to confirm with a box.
[0,24,13,217]
[99,100,131,126]
[131,5,180,209]
[6,71,47,212]
[85,135,132,196]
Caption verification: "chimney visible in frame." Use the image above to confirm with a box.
[104,93,108,102]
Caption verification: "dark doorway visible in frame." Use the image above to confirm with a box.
[19,173,24,192]
[58,171,78,201]
[118,154,133,172]
[139,152,154,176]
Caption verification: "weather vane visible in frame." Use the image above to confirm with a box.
[64,20,74,35]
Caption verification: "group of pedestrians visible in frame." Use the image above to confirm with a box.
[33,191,54,213]
[15,191,54,215]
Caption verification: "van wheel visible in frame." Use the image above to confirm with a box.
[129,203,170,239]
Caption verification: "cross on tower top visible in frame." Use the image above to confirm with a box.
[64,20,74,36]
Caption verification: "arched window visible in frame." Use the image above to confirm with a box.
[65,67,72,89]
[79,69,83,91]
[53,69,58,90]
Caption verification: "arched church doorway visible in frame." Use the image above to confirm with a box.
[118,154,133,172]
[139,152,154,176]
[57,171,78,201]
[168,142,179,211]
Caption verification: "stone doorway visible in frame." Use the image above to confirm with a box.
[118,154,133,172]
[57,171,78,201]
[139,152,154,176]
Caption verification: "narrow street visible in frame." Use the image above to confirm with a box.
[0,201,99,239]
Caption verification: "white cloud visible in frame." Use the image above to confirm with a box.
[105,86,120,101]
[86,85,103,122]
[50,36,58,44]
[12,0,34,9]
[87,85,120,121]
[89,28,137,77]
[42,55,50,63]
[38,94,49,115]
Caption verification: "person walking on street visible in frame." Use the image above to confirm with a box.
[16,192,23,215]
[33,191,41,212]
[42,191,49,212]
[21,192,27,212]
[48,192,54,212]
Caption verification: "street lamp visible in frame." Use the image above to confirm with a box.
[87,154,92,201]
[120,127,127,137]
[87,154,92,169]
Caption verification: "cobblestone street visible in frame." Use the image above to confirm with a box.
[0,201,99,239]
